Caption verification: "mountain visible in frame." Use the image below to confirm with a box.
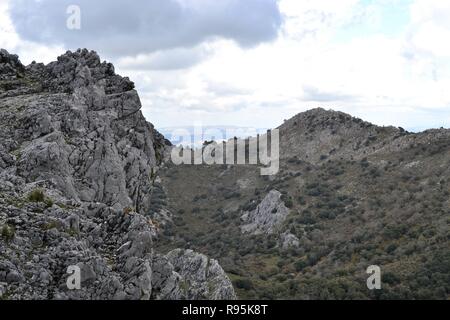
[0,49,235,300]
[156,109,450,300]
[1,49,449,300]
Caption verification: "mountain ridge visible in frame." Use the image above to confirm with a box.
[154,103,450,300]
[0,48,235,300]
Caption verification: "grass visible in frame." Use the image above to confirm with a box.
[28,189,45,202]
[1,224,15,242]
[27,188,53,208]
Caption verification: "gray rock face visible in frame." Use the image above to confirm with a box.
[3,49,164,213]
[241,190,290,235]
[279,231,300,250]
[0,49,234,300]
[0,49,25,82]
[152,249,236,300]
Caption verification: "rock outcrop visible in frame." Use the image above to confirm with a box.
[279,231,300,250]
[0,49,235,300]
[152,249,236,300]
[241,190,290,235]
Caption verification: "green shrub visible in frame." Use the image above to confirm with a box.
[1,224,15,242]
[285,198,294,208]
[386,243,397,254]
[382,272,401,285]
[28,189,45,202]
[281,194,294,208]
[294,260,308,272]
[384,224,408,240]
[233,278,254,290]
[297,196,306,205]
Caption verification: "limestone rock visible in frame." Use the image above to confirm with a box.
[241,190,290,235]
[152,249,236,300]
[279,231,300,250]
[0,49,233,301]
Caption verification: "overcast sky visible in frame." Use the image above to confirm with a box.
[1,0,450,131]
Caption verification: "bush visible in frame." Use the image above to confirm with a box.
[44,198,53,208]
[294,260,308,272]
[297,196,306,205]
[233,278,254,290]
[383,224,408,240]
[386,243,397,254]
[28,189,45,202]
[382,272,401,285]
[281,194,294,208]
[1,224,15,242]
[297,210,316,225]
[285,198,294,208]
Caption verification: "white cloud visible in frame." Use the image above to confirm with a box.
[0,0,63,64]
[9,0,282,58]
[135,0,450,130]
[1,0,449,131]
[408,0,450,57]
[117,45,213,71]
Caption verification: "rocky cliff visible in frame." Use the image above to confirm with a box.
[0,49,235,300]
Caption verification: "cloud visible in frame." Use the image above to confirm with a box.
[0,0,63,64]
[302,85,357,102]
[117,46,212,70]
[279,0,362,41]
[206,81,250,97]
[8,0,282,58]
[408,0,450,55]
[2,0,449,131]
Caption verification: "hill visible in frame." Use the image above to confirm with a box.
[155,108,450,299]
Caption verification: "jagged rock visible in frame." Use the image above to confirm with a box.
[0,282,7,298]
[152,249,236,300]
[279,231,300,250]
[241,190,290,235]
[0,49,234,301]
[0,49,25,81]
[6,270,24,284]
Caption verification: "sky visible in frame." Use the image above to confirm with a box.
[1,0,450,132]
